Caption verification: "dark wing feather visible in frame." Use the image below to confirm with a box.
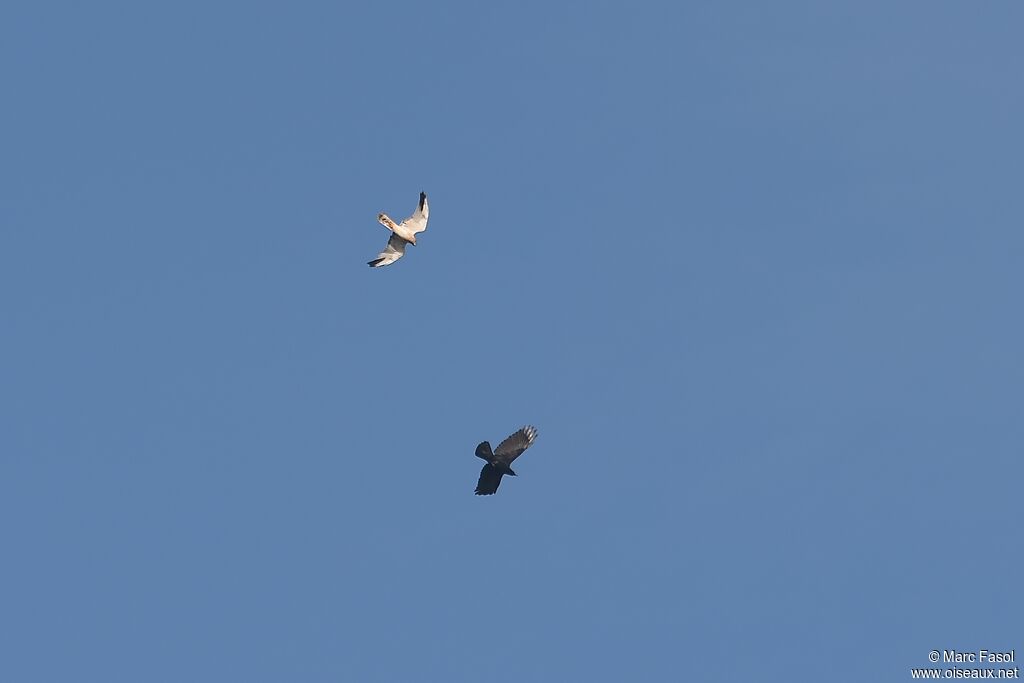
[475,464,503,495]
[492,425,538,466]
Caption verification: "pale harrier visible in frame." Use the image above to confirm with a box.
[367,191,429,267]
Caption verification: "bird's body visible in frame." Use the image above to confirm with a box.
[474,425,538,495]
[368,192,429,267]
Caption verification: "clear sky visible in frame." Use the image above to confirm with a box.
[2,2,1021,681]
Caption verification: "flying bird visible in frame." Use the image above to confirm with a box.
[474,425,538,495]
[367,191,429,267]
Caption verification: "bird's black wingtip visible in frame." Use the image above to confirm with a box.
[419,191,427,208]
[367,259,382,267]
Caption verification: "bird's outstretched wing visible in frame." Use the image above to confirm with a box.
[493,425,538,465]
[367,233,408,267]
[475,463,504,495]
[399,192,429,236]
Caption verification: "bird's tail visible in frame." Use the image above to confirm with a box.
[378,213,399,231]
[475,441,493,461]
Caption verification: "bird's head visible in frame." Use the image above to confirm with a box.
[408,235,417,245]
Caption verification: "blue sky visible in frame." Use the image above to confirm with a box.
[2,2,1021,681]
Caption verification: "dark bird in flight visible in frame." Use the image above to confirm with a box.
[367,191,429,267]
[474,425,538,495]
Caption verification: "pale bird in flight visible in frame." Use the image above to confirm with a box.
[474,425,539,495]
[367,191,429,267]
